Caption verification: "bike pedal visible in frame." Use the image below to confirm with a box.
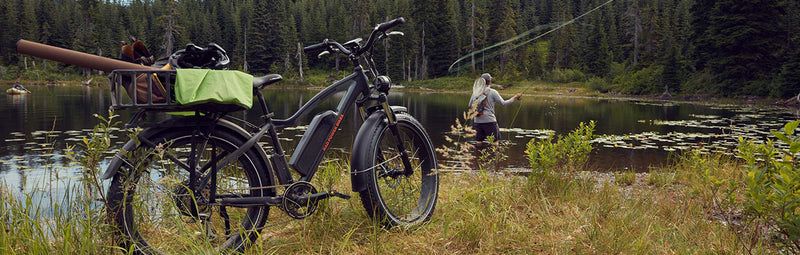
[328,190,351,199]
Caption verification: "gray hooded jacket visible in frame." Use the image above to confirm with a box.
[468,87,516,124]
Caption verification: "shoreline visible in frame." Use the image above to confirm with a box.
[4,77,798,108]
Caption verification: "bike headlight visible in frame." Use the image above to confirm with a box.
[374,75,392,94]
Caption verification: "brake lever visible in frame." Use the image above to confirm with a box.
[317,51,330,58]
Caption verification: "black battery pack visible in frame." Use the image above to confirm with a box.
[289,110,342,177]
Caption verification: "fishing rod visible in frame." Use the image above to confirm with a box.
[507,83,534,129]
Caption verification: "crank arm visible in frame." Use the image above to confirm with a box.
[296,190,351,206]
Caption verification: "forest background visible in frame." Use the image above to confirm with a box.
[0,0,797,98]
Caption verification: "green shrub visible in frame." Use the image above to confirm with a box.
[738,120,800,252]
[0,65,20,80]
[544,68,585,83]
[587,76,612,93]
[525,121,596,179]
[613,65,662,95]
[681,70,715,95]
[407,76,475,90]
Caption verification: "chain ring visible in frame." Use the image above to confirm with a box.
[281,181,318,219]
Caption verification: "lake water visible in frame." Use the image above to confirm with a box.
[2,84,799,194]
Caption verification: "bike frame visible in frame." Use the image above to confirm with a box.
[103,18,413,210]
[258,65,373,182]
[197,65,405,208]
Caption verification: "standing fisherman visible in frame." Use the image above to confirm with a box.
[468,73,522,144]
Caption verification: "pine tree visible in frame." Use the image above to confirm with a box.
[487,0,518,76]
[774,0,800,98]
[426,0,457,77]
[247,0,292,74]
[547,0,573,70]
[582,11,611,76]
[690,0,714,70]
[0,0,20,63]
[19,0,38,44]
[700,0,785,95]
[411,0,456,78]
[158,0,181,58]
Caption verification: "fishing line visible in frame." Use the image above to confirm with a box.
[476,0,615,129]
[450,0,616,74]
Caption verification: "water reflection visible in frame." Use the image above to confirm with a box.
[1,85,798,194]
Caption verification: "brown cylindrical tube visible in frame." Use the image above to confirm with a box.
[16,39,158,73]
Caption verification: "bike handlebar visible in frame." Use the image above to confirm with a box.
[303,17,405,57]
[303,39,352,55]
[375,17,405,34]
[357,17,405,55]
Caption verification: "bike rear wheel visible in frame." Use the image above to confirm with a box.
[106,126,272,254]
[357,113,439,227]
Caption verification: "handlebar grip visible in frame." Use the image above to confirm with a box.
[304,40,328,53]
[377,17,406,32]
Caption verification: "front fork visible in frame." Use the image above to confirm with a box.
[376,93,414,176]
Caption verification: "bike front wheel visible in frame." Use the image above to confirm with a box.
[106,125,272,254]
[356,113,439,227]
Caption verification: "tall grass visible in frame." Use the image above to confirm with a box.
[0,182,116,254]
[236,121,756,254]
[2,113,786,254]
[236,152,750,254]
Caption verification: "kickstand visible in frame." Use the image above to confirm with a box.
[220,206,231,236]
[198,213,217,241]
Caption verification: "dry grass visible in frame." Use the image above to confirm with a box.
[0,151,771,254]
[240,155,752,254]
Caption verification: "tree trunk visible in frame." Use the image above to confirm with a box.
[243,23,248,73]
[471,1,476,73]
[297,42,304,82]
[420,23,426,79]
[407,58,412,82]
[628,0,641,65]
[284,53,291,75]
[162,1,178,59]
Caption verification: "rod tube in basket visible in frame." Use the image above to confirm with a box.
[16,39,158,73]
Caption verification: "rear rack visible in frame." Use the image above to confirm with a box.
[109,69,246,113]
[109,69,178,110]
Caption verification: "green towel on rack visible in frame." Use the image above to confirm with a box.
[175,69,253,109]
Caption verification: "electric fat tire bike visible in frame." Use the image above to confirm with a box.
[103,17,439,254]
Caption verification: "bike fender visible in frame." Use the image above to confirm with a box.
[349,106,406,192]
[101,116,268,180]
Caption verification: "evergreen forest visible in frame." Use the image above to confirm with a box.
[0,0,797,98]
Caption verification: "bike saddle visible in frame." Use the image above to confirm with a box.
[253,74,283,89]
